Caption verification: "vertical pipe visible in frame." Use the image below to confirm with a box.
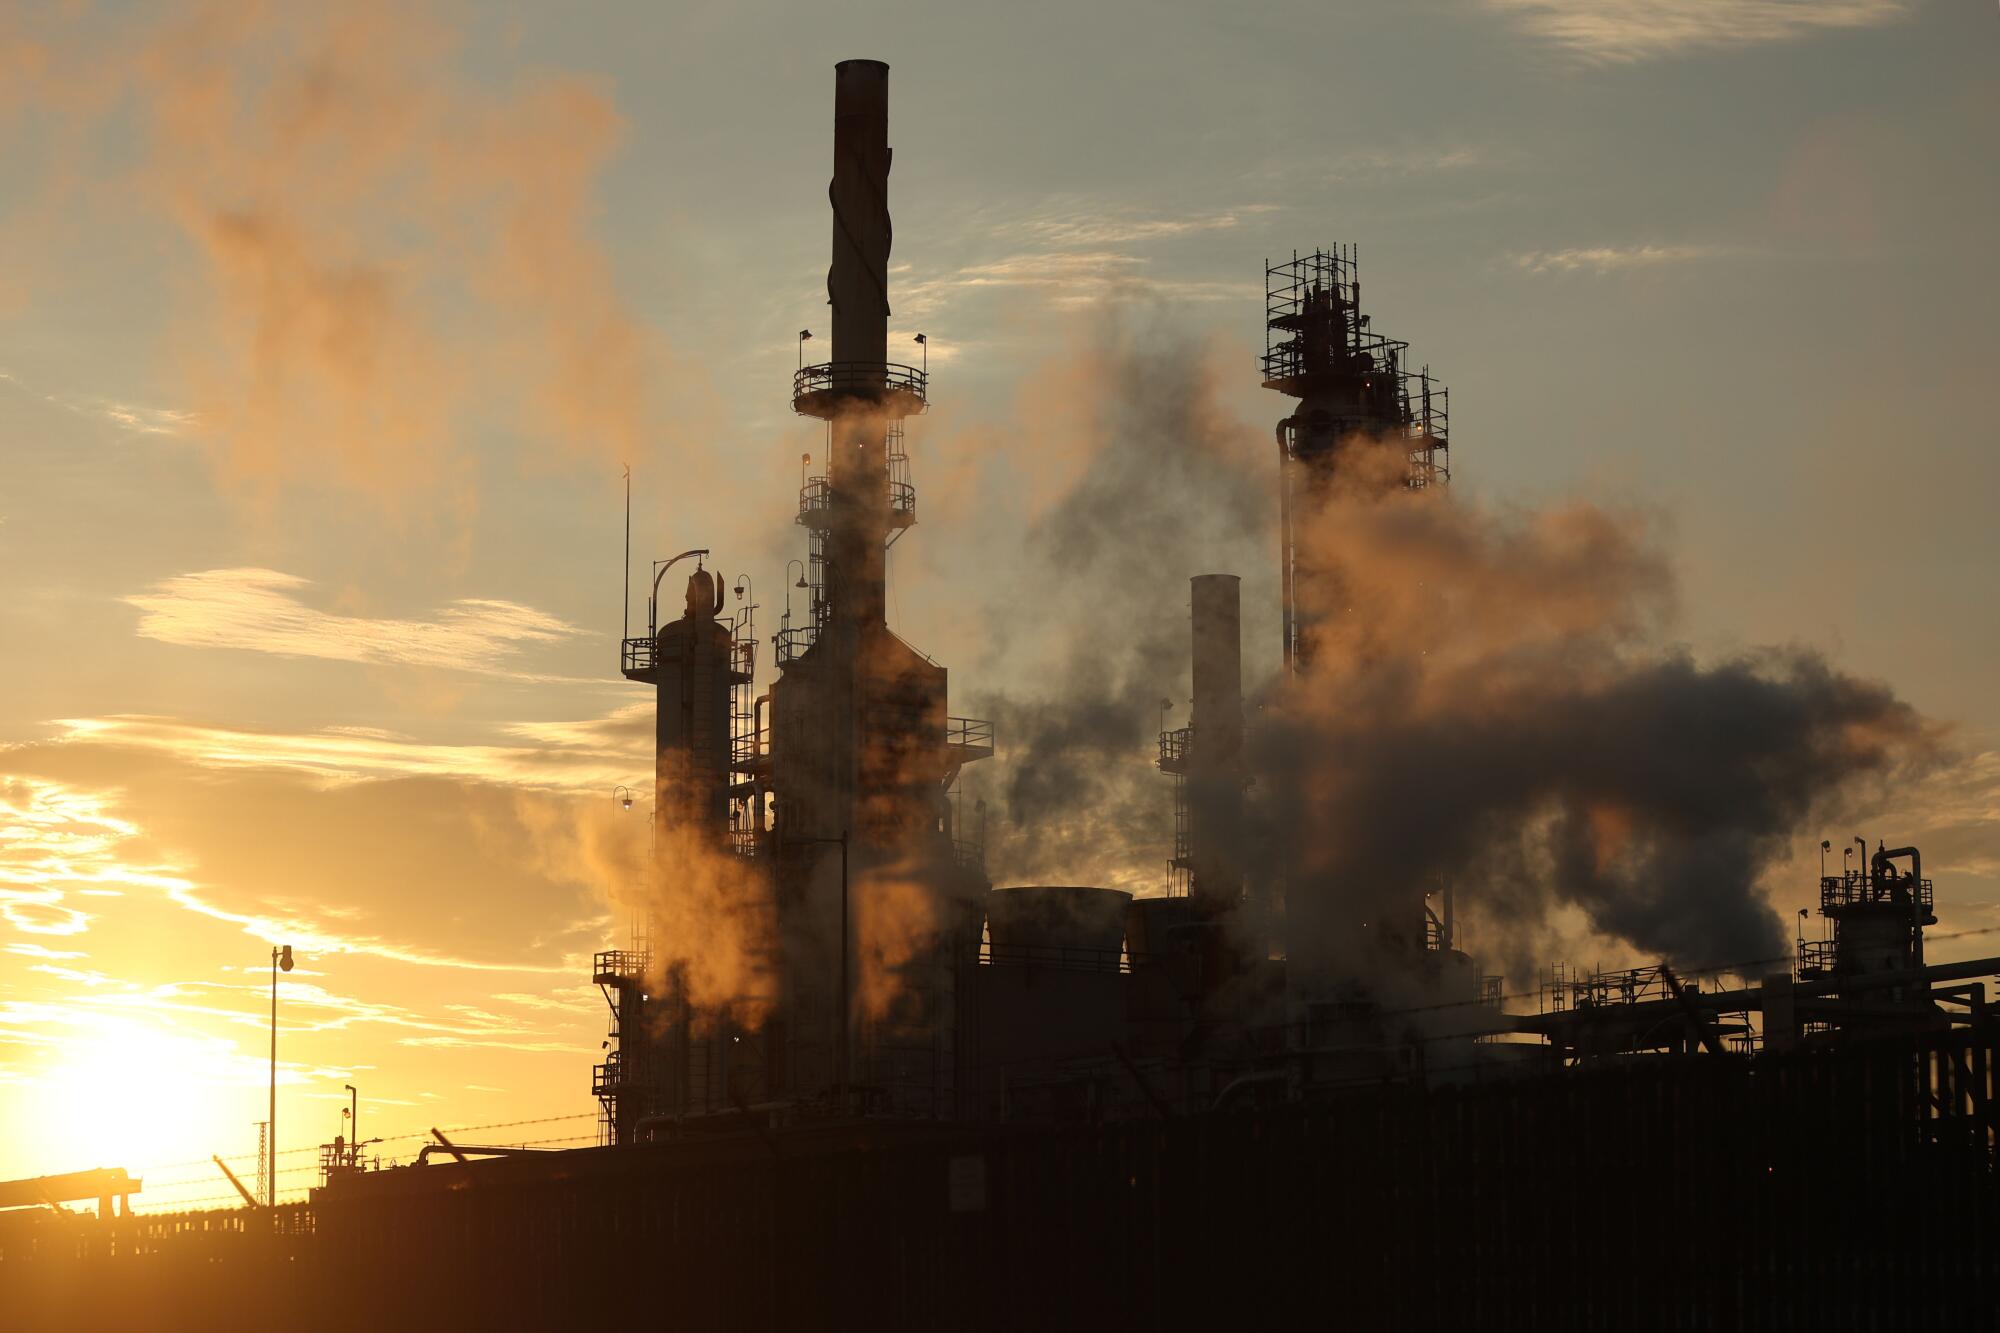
[1276,423,1297,677]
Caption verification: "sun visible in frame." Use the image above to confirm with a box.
[5,1013,265,1206]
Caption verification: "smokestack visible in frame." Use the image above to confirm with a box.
[828,59,890,373]
[807,58,898,632]
[1188,574,1244,915]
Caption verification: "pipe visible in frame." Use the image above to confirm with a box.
[1872,844,1920,887]
[213,1156,262,1209]
[1276,420,1296,676]
[646,549,710,638]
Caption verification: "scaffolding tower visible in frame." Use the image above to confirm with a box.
[1264,247,1452,674]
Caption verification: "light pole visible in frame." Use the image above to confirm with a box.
[268,943,293,1207]
[798,329,813,371]
[785,559,807,627]
[914,332,927,376]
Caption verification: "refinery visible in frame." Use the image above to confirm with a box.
[3,58,1995,1332]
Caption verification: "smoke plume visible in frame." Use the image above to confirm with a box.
[972,329,1935,978]
[970,320,1273,890]
[2,2,673,511]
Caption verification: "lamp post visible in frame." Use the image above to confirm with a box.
[914,332,927,376]
[614,785,634,811]
[785,558,808,626]
[798,329,813,372]
[268,943,293,1207]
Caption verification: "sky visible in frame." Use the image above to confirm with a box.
[1,0,1995,1207]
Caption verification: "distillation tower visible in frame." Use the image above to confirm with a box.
[597,60,991,1140]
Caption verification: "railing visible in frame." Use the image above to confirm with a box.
[622,637,657,673]
[1796,939,1839,976]
[1158,726,1192,774]
[1544,963,1683,1014]
[1820,873,1934,914]
[592,950,649,986]
[796,476,916,528]
[792,361,928,413]
[775,623,817,665]
[951,836,985,873]
[981,940,1129,974]
[947,716,994,757]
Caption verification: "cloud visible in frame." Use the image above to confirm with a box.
[1,2,685,510]
[49,707,648,793]
[4,942,86,960]
[124,568,588,678]
[0,774,571,972]
[900,252,1257,319]
[1512,243,1723,275]
[1479,0,1918,63]
[0,368,195,437]
[1008,206,1273,248]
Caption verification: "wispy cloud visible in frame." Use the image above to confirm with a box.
[0,368,197,437]
[1480,0,1918,63]
[0,775,571,972]
[1512,243,1723,275]
[5,941,87,960]
[900,252,1257,319]
[1007,206,1273,248]
[50,707,648,793]
[124,568,588,678]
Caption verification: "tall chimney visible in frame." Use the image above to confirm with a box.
[828,59,890,374]
[822,58,893,631]
[1188,574,1244,915]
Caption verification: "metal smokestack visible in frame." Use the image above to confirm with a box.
[821,58,894,630]
[1188,574,1245,915]
[828,59,890,374]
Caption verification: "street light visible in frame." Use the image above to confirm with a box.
[914,332,927,375]
[614,785,634,811]
[268,943,293,1208]
[799,329,813,371]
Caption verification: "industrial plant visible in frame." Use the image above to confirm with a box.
[4,58,1995,1331]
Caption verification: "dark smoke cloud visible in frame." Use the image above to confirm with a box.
[967,325,1936,982]
[1242,435,1935,980]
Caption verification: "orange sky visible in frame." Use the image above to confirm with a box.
[2,1,1995,1208]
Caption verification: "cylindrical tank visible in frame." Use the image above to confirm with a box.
[653,571,733,834]
[986,886,1130,960]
